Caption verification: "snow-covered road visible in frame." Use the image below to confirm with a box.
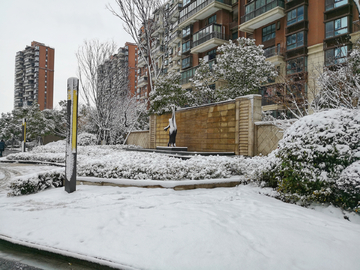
[0,166,360,270]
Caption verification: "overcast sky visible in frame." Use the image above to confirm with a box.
[0,0,133,115]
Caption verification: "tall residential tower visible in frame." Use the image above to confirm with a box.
[14,41,54,110]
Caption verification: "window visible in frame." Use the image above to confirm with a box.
[182,41,191,52]
[182,26,191,38]
[232,31,238,40]
[262,24,276,42]
[183,0,191,6]
[182,57,191,69]
[325,46,348,66]
[286,57,307,74]
[286,31,304,50]
[325,0,348,11]
[208,15,216,24]
[181,68,196,84]
[325,16,348,38]
[287,6,304,26]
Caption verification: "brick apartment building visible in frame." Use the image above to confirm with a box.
[14,41,54,110]
[98,42,138,97]
[133,0,360,113]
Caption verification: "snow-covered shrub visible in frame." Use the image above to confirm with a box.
[31,140,66,153]
[335,161,360,211]
[261,109,360,210]
[8,169,65,196]
[78,132,97,146]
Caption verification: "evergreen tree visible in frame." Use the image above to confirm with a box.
[149,71,193,115]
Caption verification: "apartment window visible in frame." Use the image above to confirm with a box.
[325,16,348,38]
[286,56,307,74]
[181,68,196,83]
[325,0,348,11]
[287,6,304,26]
[182,57,191,69]
[232,31,238,40]
[182,26,191,38]
[183,0,191,6]
[182,41,191,53]
[245,1,255,14]
[262,24,276,42]
[208,15,216,25]
[325,45,348,66]
[286,31,304,50]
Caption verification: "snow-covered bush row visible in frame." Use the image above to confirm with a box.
[5,152,66,163]
[77,153,247,180]
[77,132,97,146]
[5,142,141,163]
[259,109,360,211]
[8,169,64,196]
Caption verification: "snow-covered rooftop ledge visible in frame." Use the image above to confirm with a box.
[77,176,243,190]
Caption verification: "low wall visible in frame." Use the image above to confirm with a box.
[155,100,237,152]
[255,122,283,156]
[150,95,262,156]
[129,95,284,156]
[126,130,150,149]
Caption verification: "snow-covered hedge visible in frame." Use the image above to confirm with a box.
[77,153,246,180]
[8,169,64,196]
[260,109,360,211]
[78,132,97,146]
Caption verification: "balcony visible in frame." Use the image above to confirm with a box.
[191,24,228,54]
[168,60,181,71]
[151,45,165,57]
[138,56,148,67]
[152,20,164,37]
[239,0,285,33]
[169,3,182,23]
[138,76,148,88]
[264,46,285,65]
[179,0,232,29]
[173,50,182,60]
[169,31,182,45]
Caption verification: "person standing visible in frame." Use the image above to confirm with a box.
[0,139,5,157]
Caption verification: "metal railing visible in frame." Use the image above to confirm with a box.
[264,46,285,58]
[192,31,228,48]
[241,0,285,23]
[179,0,231,24]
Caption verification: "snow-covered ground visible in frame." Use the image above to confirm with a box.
[0,163,360,270]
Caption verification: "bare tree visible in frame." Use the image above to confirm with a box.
[76,39,130,143]
[107,0,165,92]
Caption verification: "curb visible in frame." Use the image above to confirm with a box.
[0,235,137,270]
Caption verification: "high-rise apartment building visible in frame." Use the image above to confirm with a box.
[239,0,360,114]
[136,0,360,113]
[14,41,54,110]
[97,42,138,97]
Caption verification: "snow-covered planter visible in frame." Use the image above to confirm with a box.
[261,109,360,210]
[8,169,65,196]
[78,132,97,146]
